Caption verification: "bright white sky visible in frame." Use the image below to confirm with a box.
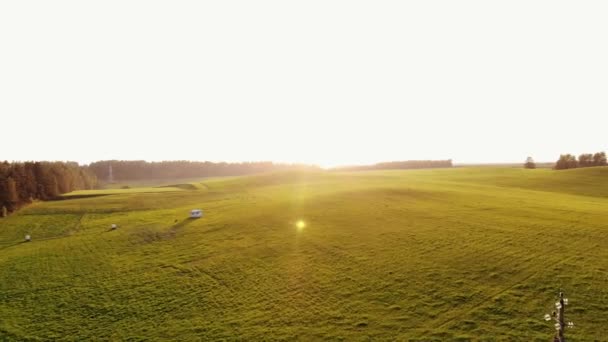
[1,1,606,167]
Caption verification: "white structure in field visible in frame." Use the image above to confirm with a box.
[25,235,31,242]
[111,224,117,230]
[190,209,203,218]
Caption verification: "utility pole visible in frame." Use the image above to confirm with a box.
[108,164,114,183]
[545,291,573,342]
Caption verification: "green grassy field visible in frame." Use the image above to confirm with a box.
[1,167,607,341]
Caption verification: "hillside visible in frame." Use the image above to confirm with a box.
[0,168,607,340]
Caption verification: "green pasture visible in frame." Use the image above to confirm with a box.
[1,168,607,340]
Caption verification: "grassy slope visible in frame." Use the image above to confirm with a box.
[63,187,185,196]
[0,168,607,341]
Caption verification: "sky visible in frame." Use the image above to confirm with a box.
[1,1,607,168]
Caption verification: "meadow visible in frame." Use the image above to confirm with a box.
[0,167,607,341]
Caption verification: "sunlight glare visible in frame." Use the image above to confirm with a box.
[296,220,306,231]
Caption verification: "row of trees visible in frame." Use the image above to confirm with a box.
[88,160,321,181]
[554,152,607,170]
[0,161,97,215]
[334,160,453,172]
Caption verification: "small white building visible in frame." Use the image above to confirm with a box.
[25,235,31,242]
[111,224,117,230]
[190,209,203,218]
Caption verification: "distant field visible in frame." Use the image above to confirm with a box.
[62,178,217,197]
[98,177,228,190]
[1,168,607,340]
[63,187,185,197]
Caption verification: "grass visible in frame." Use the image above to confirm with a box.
[1,167,607,340]
[62,187,185,197]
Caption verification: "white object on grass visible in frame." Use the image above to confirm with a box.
[190,209,203,218]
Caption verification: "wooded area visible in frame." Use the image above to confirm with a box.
[0,161,97,215]
[88,160,321,181]
[554,152,607,170]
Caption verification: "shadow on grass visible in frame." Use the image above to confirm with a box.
[125,218,202,245]
[171,218,198,231]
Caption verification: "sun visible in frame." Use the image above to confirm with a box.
[296,220,306,230]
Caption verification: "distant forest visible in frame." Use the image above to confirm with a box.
[333,160,453,172]
[0,162,97,215]
[554,152,607,170]
[88,160,321,182]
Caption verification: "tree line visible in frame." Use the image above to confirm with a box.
[0,161,98,216]
[88,160,321,181]
[333,160,453,172]
[554,152,607,170]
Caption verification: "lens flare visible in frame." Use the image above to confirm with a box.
[296,220,306,230]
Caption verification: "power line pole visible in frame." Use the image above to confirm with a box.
[545,291,573,342]
[108,164,114,183]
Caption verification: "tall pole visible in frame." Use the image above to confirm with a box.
[557,292,565,342]
[546,291,572,341]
